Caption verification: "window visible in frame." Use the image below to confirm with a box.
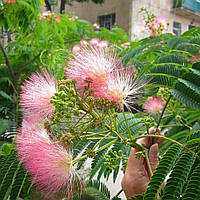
[173,21,181,36]
[188,25,196,30]
[97,13,116,30]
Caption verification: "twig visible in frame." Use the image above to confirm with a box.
[0,42,15,81]
[156,94,172,129]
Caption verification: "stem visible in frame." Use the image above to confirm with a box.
[135,135,199,158]
[0,42,15,81]
[72,113,88,129]
[156,95,172,129]
[112,189,123,199]
[86,136,116,140]
[113,108,119,132]
[72,138,118,164]
[83,130,110,137]
[105,124,123,141]
[92,132,112,150]
[52,120,89,125]
[122,108,133,140]
[145,150,153,177]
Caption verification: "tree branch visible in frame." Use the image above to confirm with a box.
[0,41,15,81]
[45,0,52,11]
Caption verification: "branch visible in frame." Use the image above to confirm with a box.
[0,42,15,81]
[45,0,52,11]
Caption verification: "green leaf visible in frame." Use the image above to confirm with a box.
[181,161,200,200]
[161,152,196,199]
[0,91,13,102]
[144,144,183,200]
[84,187,110,200]
[128,194,144,200]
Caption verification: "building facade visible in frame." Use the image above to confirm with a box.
[59,0,200,40]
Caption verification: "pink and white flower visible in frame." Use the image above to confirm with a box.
[15,121,81,198]
[20,68,57,122]
[103,67,146,109]
[143,96,165,114]
[15,121,52,161]
[16,137,78,197]
[66,40,117,95]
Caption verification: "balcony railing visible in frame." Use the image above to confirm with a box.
[173,0,200,13]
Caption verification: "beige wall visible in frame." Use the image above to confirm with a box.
[63,0,132,34]
[55,0,200,40]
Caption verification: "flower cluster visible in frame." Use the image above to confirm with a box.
[6,0,16,4]
[141,16,169,37]
[38,11,60,23]
[20,68,57,122]
[16,38,153,198]
[189,53,200,63]
[17,69,80,198]
[69,16,79,21]
[143,96,165,115]
[66,38,146,110]
[121,42,131,49]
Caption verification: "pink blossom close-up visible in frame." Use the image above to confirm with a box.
[153,16,168,29]
[102,67,146,109]
[17,137,77,197]
[15,121,52,161]
[143,96,165,114]
[20,68,57,122]
[66,39,117,96]
[55,15,61,23]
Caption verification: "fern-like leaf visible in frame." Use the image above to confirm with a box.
[0,151,32,200]
[181,161,200,200]
[143,144,182,200]
[161,152,196,199]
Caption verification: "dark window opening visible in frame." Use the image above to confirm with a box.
[188,24,196,30]
[173,21,182,36]
[97,13,116,30]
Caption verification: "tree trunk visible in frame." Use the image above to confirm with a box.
[45,0,52,11]
[60,0,65,14]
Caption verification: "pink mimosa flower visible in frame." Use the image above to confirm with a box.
[55,15,61,23]
[98,40,109,48]
[15,122,52,161]
[102,67,146,109]
[143,96,165,114]
[80,39,88,46]
[154,16,168,29]
[140,25,146,33]
[27,143,75,197]
[17,138,78,197]
[72,45,81,53]
[15,121,80,198]
[66,40,117,95]
[6,0,16,4]
[90,38,99,46]
[39,11,51,20]
[93,23,100,29]
[20,68,57,122]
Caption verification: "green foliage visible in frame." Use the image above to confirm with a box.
[73,180,110,200]
[1,2,200,199]
[143,144,183,200]
[0,151,32,200]
[181,160,200,200]
[161,152,196,199]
